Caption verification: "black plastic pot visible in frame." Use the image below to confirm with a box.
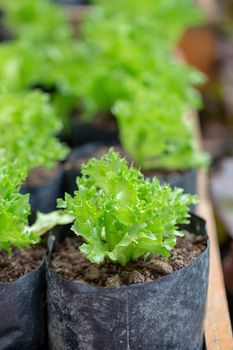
[156,170,197,212]
[21,167,65,213]
[156,170,197,196]
[0,10,13,42]
[68,117,119,148]
[47,213,209,350]
[0,260,47,350]
[0,22,12,42]
[31,83,58,95]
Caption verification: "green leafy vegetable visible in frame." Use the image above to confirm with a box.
[0,39,83,127]
[0,91,68,171]
[58,149,197,266]
[0,0,83,125]
[92,0,203,45]
[77,2,204,121]
[0,41,40,93]
[0,0,71,43]
[0,159,39,253]
[113,84,210,170]
[79,3,209,170]
[27,211,74,237]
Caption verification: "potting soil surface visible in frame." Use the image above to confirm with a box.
[92,110,118,131]
[23,166,60,187]
[0,245,45,282]
[51,232,207,287]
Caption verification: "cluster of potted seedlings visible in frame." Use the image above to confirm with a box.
[0,0,210,349]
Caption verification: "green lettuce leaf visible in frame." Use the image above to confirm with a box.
[58,149,197,266]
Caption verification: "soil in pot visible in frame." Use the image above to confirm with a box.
[0,245,45,283]
[23,166,60,187]
[0,244,47,350]
[21,166,64,213]
[51,231,207,287]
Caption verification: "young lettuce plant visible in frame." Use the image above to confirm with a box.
[0,158,39,253]
[0,0,81,121]
[58,149,197,266]
[0,41,40,93]
[0,0,71,43]
[113,85,209,171]
[0,157,72,253]
[91,0,203,48]
[78,11,161,120]
[0,40,83,128]
[0,91,68,171]
[77,5,204,121]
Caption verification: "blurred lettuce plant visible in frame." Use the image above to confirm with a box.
[0,91,68,171]
[91,0,203,46]
[0,0,71,43]
[0,40,85,127]
[76,2,204,120]
[113,83,210,171]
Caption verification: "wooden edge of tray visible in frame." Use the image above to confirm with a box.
[198,171,233,349]
[193,111,233,349]
[196,0,224,24]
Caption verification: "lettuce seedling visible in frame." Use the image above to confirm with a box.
[0,40,84,128]
[0,0,83,124]
[0,0,71,43]
[58,149,196,266]
[77,4,204,121]
[113,83,209,171]
[0,159,39,253]
[0,41,40,93]
[92,0,203,47]
[0,91,68,171]
[0,39,80,94]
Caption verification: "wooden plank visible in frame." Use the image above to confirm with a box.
[197,171,233,350]
[195,0,223,23]
[193,110,233,349]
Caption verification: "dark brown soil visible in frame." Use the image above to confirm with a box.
[51,232,207,288]
[23,166,60,187]
[0,245,45,283]
[75,109,118,132]
[92,111,118,131]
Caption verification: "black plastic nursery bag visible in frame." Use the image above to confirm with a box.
[0,260,47,350]
[47,214,209,350]
[21,167,65,213]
